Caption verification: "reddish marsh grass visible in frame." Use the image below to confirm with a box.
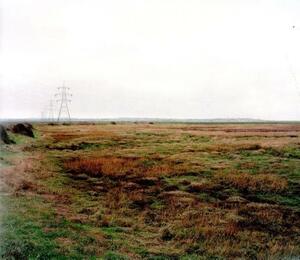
[64,156,174,178]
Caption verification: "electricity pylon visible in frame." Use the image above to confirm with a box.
[55,82,72,122]
[48,100,55,122]
[41,111,46,121]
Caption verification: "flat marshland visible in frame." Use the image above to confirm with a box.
[1,123,300,259]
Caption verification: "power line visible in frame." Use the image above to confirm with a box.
[55,82,72,122]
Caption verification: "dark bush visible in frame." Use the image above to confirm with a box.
[12,123,34,138]
[0,125,14,144]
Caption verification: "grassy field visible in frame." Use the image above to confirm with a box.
[1,123,300,259]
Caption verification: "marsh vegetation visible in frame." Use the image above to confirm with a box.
[1,123,300,259]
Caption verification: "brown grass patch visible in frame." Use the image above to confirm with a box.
[51,133,87,142]
[64,156,174,178]
[214,172,288,192]
[237,202,299,233]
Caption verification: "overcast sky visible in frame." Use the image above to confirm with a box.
[1,0,300,120]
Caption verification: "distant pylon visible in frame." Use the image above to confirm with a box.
[48,100,55,122]
[41,111,46,121]
[55,82,72,122]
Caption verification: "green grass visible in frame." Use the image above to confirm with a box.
[256,193,300,209]
[0,197,63,259]
[9,132,33,145]
[102,251,129,260]
[0,195,111,259]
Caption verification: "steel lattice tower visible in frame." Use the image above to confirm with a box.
[48,100,55,122]
[55,83,72,122]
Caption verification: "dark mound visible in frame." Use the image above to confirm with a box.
[0,125,14,144]
[23,123,34,130]
[12,123,34,138]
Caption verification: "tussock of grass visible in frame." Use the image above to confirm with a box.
[214,172,288,192]
[64,156,175,178]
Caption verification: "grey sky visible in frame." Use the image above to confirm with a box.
[1,0,300,120]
